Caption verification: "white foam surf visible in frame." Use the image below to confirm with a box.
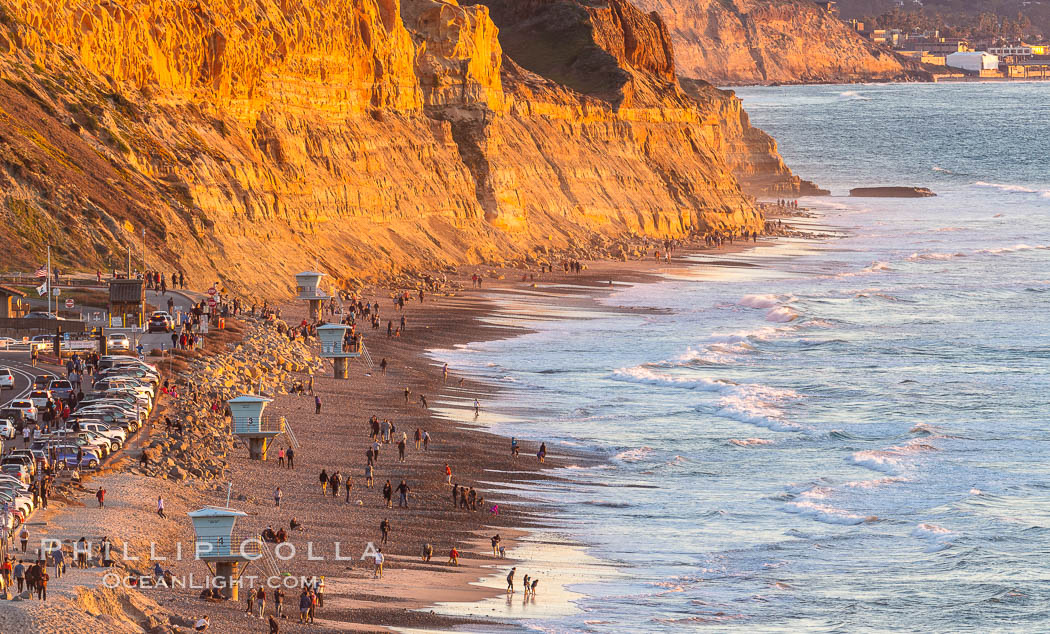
[912,523,954,552]
[783,500,869,525]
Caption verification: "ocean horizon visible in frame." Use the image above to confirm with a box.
[432,82,1050,632]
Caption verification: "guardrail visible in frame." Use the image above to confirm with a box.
[193,532,263,559]
[230,415,285,435]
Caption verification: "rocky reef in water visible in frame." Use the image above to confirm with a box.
[0,0,815,296]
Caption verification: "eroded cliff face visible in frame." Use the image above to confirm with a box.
[0,0,810,296]
[633,0,929,84]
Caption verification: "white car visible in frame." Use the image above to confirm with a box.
[0,337,15,349]
[0,368,14,390]
[28,390,52,409]
[77,422,126,444]
[7,400,36,422]
[106,334,131,351]
[0,419,15,440]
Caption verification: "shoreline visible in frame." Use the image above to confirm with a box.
[2,205,826,632]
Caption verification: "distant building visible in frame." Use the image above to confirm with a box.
[0,285,28,319]
[946,51,999,72]
[898,50,947,66]
[814,1,837,13]
[869,29,902,47]
[108,279,145,328]
[910,39,970,54]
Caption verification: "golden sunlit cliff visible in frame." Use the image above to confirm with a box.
[0,0,815,296]
[632,0,929,85]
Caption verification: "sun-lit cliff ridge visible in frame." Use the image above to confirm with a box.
[633,0,929,85]
[0,0,813,295]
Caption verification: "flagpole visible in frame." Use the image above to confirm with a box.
[47,245,51,316]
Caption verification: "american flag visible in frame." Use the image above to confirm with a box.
[34,266,47,278]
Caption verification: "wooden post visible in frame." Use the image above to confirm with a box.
[334,357,348,379]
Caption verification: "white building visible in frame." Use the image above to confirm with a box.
[946,51,999,72]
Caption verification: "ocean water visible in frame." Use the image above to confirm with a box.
[433,83,1050,632]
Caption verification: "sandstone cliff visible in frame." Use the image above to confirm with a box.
[633,0,929,84]
[0,0,811,296]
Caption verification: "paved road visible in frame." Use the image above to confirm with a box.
[0,352,61,405]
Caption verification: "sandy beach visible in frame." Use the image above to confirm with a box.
[1,208,820,632]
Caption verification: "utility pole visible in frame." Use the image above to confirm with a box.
[126,244,131,278]
[47,245,52,316]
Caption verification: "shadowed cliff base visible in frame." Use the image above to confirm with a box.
[0,0,816,297]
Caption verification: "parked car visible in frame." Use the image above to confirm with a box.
[98,356,157,373]
[100,367,159,386]
[47,379,74,401]
[7,400,37,423]
[0,463,30,485]
[76,422,127,444]
[53,445,100,469]
[1,455,35,478]
[147,311,175,333]
[0,368,14,390]
[106,334,131,351]
[0,409,26,430]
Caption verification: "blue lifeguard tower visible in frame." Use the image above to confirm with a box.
[295,271,327,321]
[228,394,285,460]
[317,323,362,379]
[187,503,258,600]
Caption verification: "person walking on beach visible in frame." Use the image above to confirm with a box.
[298,589,312,623]
[274,486,282,508]
[286,447,295,469]
[449,547,459,566]
[445,463,452,485]
[506,567,516,594]
[423,429,430,450]
[419,394,428,409]
[96,487,105,508]
[277,447,285,467]
[366,464,374,488]
[491,534,501,557]
[538,442,547,463]
[273,587,284,618]
[345,476,352,502]
[452,483,459,508]
[20,527,28,553]
[319,469,328,495]
[373,548,384,578]
[380,518,391,545]
[256,587,267,618]
[314,395,322,414]
[14,560,24,593]
[414,428,422,450]
[157,496,165,518]
[422,543,433,562]
[396,479,410,508]
[398,435,406,462]
[474,399,480,416]
[443,364,448,383]
[330,471,341,498]
[511,437,519,457]
[382,480,393,508]
[404,387,410,404]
